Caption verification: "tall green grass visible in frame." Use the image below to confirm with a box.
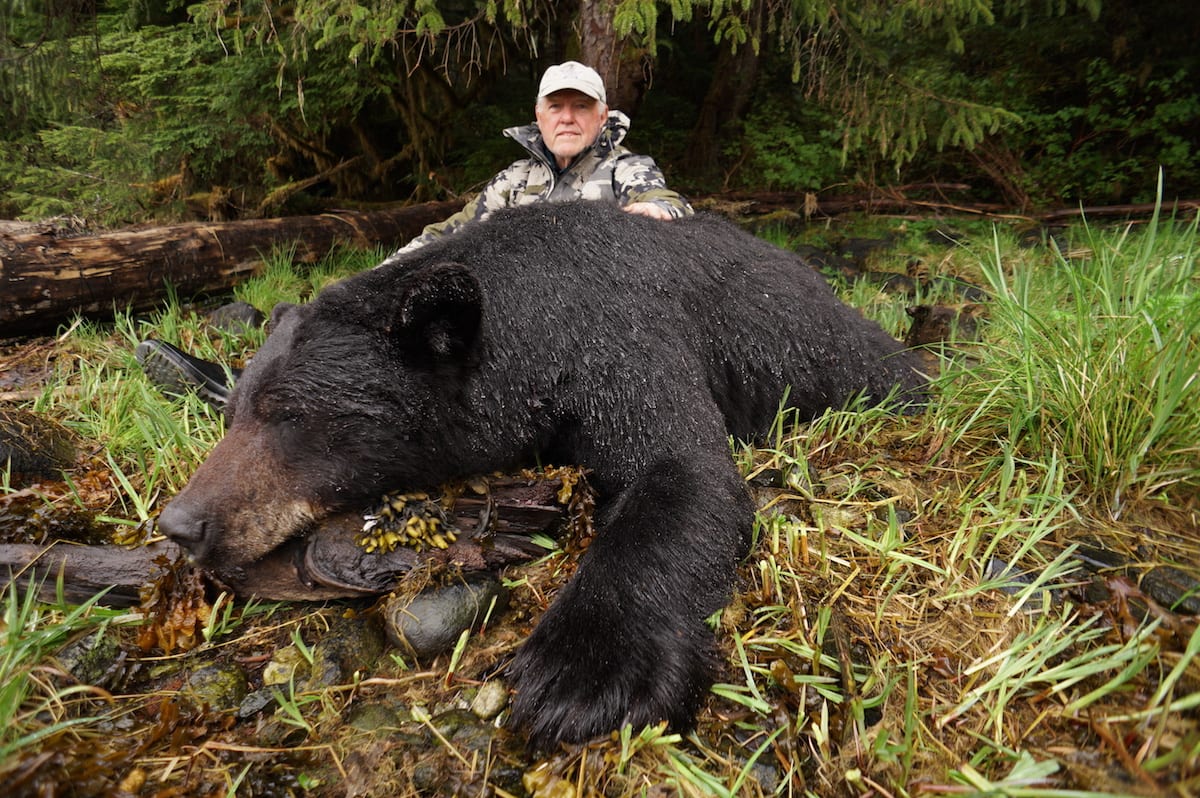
[933,208,1200,515]
[0,577,131,769]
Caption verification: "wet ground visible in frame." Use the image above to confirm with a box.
[2,225,1198,796]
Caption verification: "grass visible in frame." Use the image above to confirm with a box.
[933,208,1200,513]
[1,207,1198,795]
[0,576,133,765]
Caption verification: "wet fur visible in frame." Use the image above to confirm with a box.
[158,201,928,750]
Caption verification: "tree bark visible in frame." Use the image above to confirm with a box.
[0,201,462,337]
[578,0,648,113]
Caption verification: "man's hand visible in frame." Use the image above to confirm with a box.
[623,201,673,220]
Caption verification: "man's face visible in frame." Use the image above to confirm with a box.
[535,89,608,169]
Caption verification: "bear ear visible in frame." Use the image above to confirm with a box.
[392,262,482,367]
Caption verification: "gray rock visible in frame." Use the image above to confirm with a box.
[0,407,77,485]
[470,678,510,721]
[56,629,125,689]
[383,576,510,659]
[206,301,265,333]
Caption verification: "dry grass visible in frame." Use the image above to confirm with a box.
[2,213,1198,797]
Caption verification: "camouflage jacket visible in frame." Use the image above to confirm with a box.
[389,111,692,256]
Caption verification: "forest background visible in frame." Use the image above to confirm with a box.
[2,0,1199,229]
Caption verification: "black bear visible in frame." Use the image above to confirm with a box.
[158,201,927,749]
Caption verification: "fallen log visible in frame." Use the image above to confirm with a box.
[0,472,575,605]
[0,200,463,337]
[697,190,1200,223]
[0,540,177,607]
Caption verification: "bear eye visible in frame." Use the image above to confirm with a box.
[251,389,304,425]
[273,410,306,427]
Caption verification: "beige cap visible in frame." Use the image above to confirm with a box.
[537,61,606,104]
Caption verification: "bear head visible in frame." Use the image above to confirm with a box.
[156,261,486,580]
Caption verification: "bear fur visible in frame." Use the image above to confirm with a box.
[158,201,928,749]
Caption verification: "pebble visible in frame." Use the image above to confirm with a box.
[237,689,277,720]
[470,678,510,720]
[57,629,125,688]
[183,662,248,711]
[262,644,308,686]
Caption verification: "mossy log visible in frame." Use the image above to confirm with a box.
[0,201,462,337]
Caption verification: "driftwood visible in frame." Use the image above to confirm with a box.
[0,200,462,337]
[0,473,573,606]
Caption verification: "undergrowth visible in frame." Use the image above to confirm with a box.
[1,209,1197,796]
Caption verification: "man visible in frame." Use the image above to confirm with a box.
[388,62,696,261]
[385,59,691,262]
[138,61,691,406]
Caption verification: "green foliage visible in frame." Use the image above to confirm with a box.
[0,0,105,131]
[688,0,1096,168]
[3,0,1200,223]
[0,8,417,223]
[725,94,843,191]
[99,25,278,178]
[0,576,130,766]
[614,0,663,40]
[201,0,545,69]
[934,198,1200,511]
[1,20,281,223]
[1013,61,1200,204]
[0,130,148,222]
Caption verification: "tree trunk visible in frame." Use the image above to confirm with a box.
[683,4,764,183]
[578,0,649,113]
[0,201,462,337]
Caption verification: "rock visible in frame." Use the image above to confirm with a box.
[383,576,510,660]
[206,301,266,333]
[905,304,983,349]
[1143,564,1200,615]
[524,763,577,798]
[262,644,309,686]
[345,701,407,733]
[860,271,919,296]
[838,236,896,267]
[305,614,386,688]
[470,678,510,721]
[0,406,77,486]
[237,688,277,719]
[792,243,861,281]
[57,629,126,688]
[183,662,248,711]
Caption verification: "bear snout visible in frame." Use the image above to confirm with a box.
[157,498,216,562]
[157,424,320,569]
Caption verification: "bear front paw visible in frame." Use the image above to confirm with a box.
[507,604,717,751]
